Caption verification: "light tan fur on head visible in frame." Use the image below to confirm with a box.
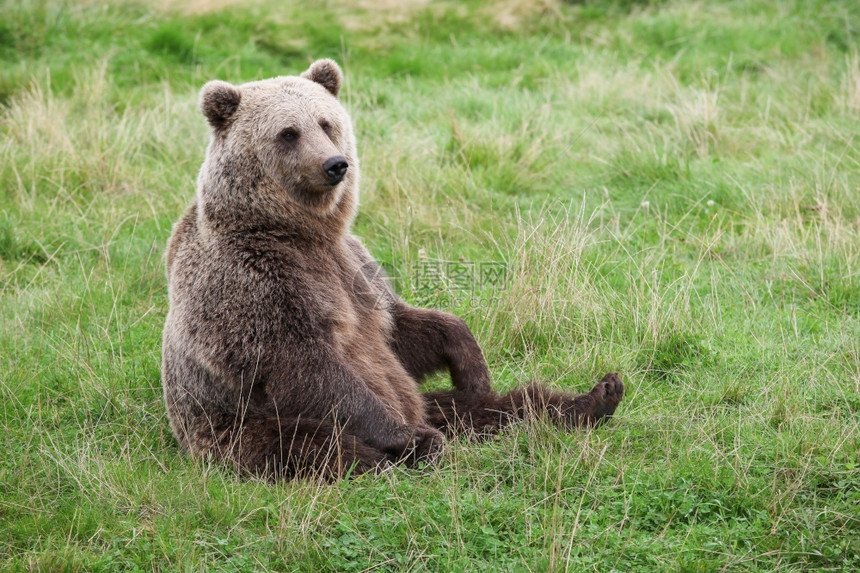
[196,59,358,237]
[300,58,343,96]
[200,80,241,129]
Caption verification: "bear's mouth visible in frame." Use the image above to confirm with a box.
[288,180,347,211]
[294,175,341,195]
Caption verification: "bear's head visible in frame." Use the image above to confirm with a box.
[196,59,359,236]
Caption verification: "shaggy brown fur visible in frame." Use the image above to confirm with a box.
[162,59,625,481]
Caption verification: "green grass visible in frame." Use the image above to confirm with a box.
[2,0,859,570]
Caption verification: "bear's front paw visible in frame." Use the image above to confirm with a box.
[403,426,445,466]
[383,425,444,467]
[407,425,445,466]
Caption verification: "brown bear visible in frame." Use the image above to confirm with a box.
[161,59,624,481]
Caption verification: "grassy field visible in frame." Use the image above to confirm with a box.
[1,0,859,570]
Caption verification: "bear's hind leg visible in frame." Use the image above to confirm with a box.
[422,390,509,436]
[505,372,625,429]
[424,372,625,436]
[218,416,392,481]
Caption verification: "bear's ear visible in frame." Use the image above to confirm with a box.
[301,59,343,97]
[200,80,242,130]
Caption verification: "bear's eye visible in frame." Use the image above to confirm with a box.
[279,128,299,142]
[319,120,332,136]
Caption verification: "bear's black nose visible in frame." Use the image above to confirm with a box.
[323,156,349,184]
